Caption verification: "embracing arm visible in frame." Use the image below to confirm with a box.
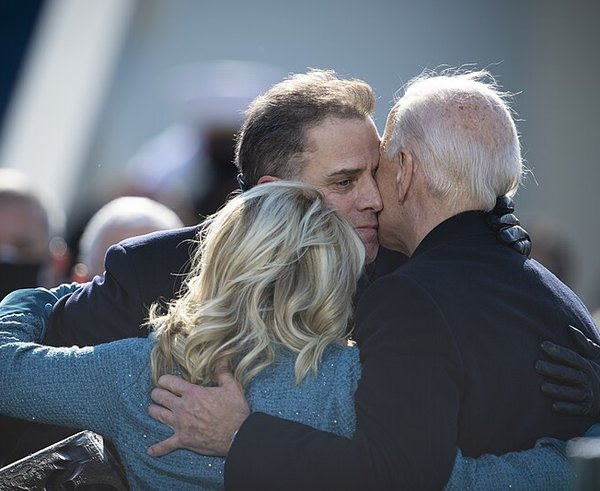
[45,226,197,347]
[445,440,571,490]
[223,276,460,490]
[147,275,460,490]
[45,244,150,346]
[0,288,137,435]
[225,416,573,491]
[147,275,577,490]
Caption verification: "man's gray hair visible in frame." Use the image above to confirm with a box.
[384,68,523,210]
[79,196,183,274]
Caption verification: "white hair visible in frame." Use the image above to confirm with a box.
[79,196,183,275]
[384,68,523,210]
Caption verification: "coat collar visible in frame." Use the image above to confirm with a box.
[411,211,490,258]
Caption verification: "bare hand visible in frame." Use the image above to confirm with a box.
[147,366,250,457]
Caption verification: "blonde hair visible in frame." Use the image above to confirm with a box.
[149,181,365,387]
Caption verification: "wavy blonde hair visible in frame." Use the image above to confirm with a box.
[148,181,365,387]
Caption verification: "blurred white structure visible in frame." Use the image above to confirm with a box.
[0,0,136,211]
[121,60,285,222]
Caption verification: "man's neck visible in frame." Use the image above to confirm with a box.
[404,200,479,256]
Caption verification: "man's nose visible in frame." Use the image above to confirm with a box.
[359,177,383,212]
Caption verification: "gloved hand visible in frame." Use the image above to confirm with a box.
[536,325,600,419]
[486,196,532,256]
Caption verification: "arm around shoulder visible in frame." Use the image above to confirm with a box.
[46,242,149,347]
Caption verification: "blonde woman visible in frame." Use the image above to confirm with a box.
[0,182,572,489]
[0,182,362,489]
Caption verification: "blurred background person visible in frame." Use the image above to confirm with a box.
[0,194,183,466]
[0,167,68,299]
[0,166,70,467]
[72,195,183,282]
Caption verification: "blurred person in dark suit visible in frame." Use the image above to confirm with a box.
[524,214,575,287]
[121,60,286,224]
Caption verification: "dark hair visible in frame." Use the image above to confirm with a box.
[234,69,376,187]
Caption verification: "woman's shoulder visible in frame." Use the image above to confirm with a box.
[91,336,154,385]
[246,344,358,436]
[319,343,360,375]
[319,343,361,394]
[264,343,359,381]
[248,343,360,407]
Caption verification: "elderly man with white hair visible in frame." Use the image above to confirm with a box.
[73,196,183,281]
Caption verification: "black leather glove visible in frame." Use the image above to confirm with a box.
[486,196,532,256]
[536,325,600,419]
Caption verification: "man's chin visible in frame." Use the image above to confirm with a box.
[364,242,379,265]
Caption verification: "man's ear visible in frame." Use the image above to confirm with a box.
[397,147,415,203]
[257,175,281,185]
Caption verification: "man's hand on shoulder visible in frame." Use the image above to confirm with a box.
[147,367,250,457]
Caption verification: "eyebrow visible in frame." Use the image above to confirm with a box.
[325,167,363,180]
